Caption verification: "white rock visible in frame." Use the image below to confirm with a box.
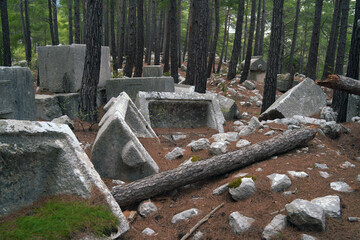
[213,183,229,196]
[187,138,210,152]
[142,227,156,236]
[228,212,255,235]
[330,181,354,192]
[192,231,203,240]
[264,130,275,136]
[301,234,317,240]
[287,171,309,178]
[311,195,341,218]
[51,115,75,129]
[261,214,287,240]
[341,161,356,168]
[165,147,185,160]
[236,139,251,148]
[319,171,330,178]
[243,80,256,90]
[171,208,199,224]
[138,200,158,217]
[210,142,227,155]
[239,117,262,136]
[229,178,256,201]
[212,132,240,142]
[314,163,329,169]
[267,173,292,192]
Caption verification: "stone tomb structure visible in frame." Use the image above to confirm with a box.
[91,92,159,181]
[0,120,129,237]
[135,91,226,132]
[38,44,111,93]
[0,67,35,120]
[106,77,175,102]
[142,65,163,77]
[241,56,267,82]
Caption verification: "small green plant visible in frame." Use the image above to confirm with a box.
[190,155,201,162]
[0,199,118,239]
[220,82,227,93]
[228,176,257,188]
[163,72,171,76]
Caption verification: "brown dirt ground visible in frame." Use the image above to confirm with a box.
[70,73,360,240]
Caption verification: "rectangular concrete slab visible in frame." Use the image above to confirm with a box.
[143,65,163,77]
[106,77,175,101]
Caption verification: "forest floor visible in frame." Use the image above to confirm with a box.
[73,71,360,240]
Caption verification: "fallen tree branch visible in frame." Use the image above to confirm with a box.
[315,75,360,96]
[180,202,225,240]
[112,128,316,207]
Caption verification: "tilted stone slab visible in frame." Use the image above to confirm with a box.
[91,92,159,181]
[143,65,163,77]
[38,44,111,93]
[135,91,225,132]
[0,67,35,120]
[259,78,327,121]
[106,77,175,101]
[0,120,129,236]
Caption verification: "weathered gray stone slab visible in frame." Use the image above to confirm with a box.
[241,56,267,71]
[171,208,199,224]
[262,214,287,240]
[35,95,63,121]
[143,65,163,77]
[311,195,341,218]
[0,119,129,236]
[106,77,175,101]
[92,92,159,181]
[0,67,35,120]
[229,212,255,235]
[277,73,299,92]
[174,84,195,94]
[207,94,239,120]
[136,91,225,132]
[347,94,360,122]
[259,78,327,121]
[38,44,111,93]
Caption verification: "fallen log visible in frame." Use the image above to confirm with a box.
[316,75,360,96]
[112,128,316,207]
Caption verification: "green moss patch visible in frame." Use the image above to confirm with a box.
[190,155,201,162]
[0,199,118,240]
[228,176,257,189]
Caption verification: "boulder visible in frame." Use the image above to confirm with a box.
[243,80,256,90]
[165,147,185,160]
[171,208,199,224]
[228,212,255,235]
[213,183,229,196]
[330,181,354,193]
[236,139,251,148]
[212,94,239,120]
[261,214,287,240]
[320,107,337,122]
[287,171,308,178]
[187,138,210,152]
[138,200,158,217]
[212,132,240,142]
[229,178,256,201]
[301,234,317,240]
[239,117,262,136]
[259,78,327,121]
[320,121,341,139]
[267,173,291,192]
[276,73,299,92]
[347,94,360,122]
[311,195,341,218]
[210,141,227,155]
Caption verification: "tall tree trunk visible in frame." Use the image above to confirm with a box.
[118,0,126,68]
[68,0,73,44]
[332,0,350,122]
[177,0,182,68]
[182,1,191,62]
[79,0,103,123]
[145,0,151,64]
[0,0,11,66]
[163,10,170,73]
[286,0,301,90]
[261,0,284,113]
[299,21,308,74]
[103,0,109,46]
[224,19,230,62]
[253,0,261,55]
[110,0,118,71]
[258,0,265,56]
[216,8,229,74]
[278,21,285,73]
[155,1,161,65]
[82,0,87,43]
[74,0,80,43]
[227,0,245,80]
[52,0,59,45]
[240,0,257,83]
[322,0,341,80]
[305,0,324,80]
[47,0,55,44]
[170,0,179,83]
[124,0,136,77]
[21,0,31,63]
[242,0,249,61]
[134,0,144,77]
[116,0,121,70]
[206,0,220,78]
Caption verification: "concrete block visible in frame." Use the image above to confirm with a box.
[0,67,35,120]
[0,119,129,237]
[38,44,111,93]
[135,91,225,132]
[106,77,175,101]
[143,65,163,77]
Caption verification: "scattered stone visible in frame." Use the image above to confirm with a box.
[320,121,341,139]
[256,168,263,172]
[212,132,240,142]
[330,181,354,193]
[171,208,200,224]
[267,174,292,192]
[192,231,203,240]
[112,180,125,186]
[356,156,360,162]
[288,125,301,130]
[234,120,244,126]
[319,171,330,179]
[243,80,256,90]
[51,115,75,129]
[311,195,341,218]
[301,234,317,240]
[235,139,252,149]
[261,214,287,240]
[348,217,359,222]
[228,212,255,235]
[320,107,337,122]
[213,183,229,196]
[357,174,360,182]
[229,178,256,201]
[187,138,210,151]
[239,117,262,136]
[314,163,329,170]
[256,100,262,107]
[172,134,187,141]
[165,147,185,160]
[210,142,227,155]
[287,171,308,178]
[138,200,158,217]
[285,199,326,232]
[292,115,326,125]
[142,227,156,236]
[341,161,356,168]
[264,130,275,136]
[181,64,187,72]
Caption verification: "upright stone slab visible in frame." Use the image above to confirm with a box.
[0,120,129,237]
[35,95,63,121]
[259,78,327,121]
[91,92,159,181]
[38,44,111,93]
[347,94,360,122]
[0,67,35,120]
[241,56,267,82]
[135,91,225,132]
[106,77,175,101]
[143,65,163,77]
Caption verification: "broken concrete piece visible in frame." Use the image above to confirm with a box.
[0,120,129,236]
[259,78,327,121]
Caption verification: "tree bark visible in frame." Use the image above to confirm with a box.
[177,0,182,68]
[20,0,31,63]
[240,0,256,83]
[206,0,220,79]
[182,1,191,62]
[124,0,136,77]
[68,0,73,44]
[154,1,161,65]
[316,75,360,96]
[47,0,55,44]
[299,21,308,74]
[134,0,144,77]
[145,0,152,65]
[82,0,87,43]
[305,0,323,80]
[227,0,245,80]
[253,0,261,56]
[261,0,284,113]
[110,0,118,72]
[258,0,265,56]
[216,8,229,74]
[163,10,170,73]
[170,0,179,83]
[242,0,248,61]
[0,0,11,66]
[52,0,59,45]
[79,0,102,123]
[74,0,80,43]
[118,0,126,68]
[112,128,316,207]
[103,0,109,46]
